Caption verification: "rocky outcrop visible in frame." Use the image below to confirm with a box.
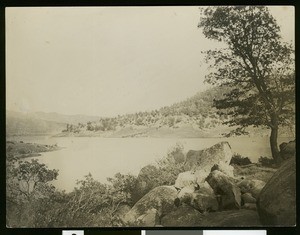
[161,204,204,226]
[257,158,296,226]
[184,142,233,175]
[237,179,266,199]
[132,165,160,203]
[198,209,261,226]
[279,140,295,160]
[206,170,241,210]
[123,186,178,226]
[174,170,208,189]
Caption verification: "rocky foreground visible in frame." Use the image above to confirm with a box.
[118,141,295,227]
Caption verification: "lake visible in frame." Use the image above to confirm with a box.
[7,136,293,192]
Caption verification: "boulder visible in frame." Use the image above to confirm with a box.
[176,183,218,212]
[174,170,208,189]
[279,140,295,160]
[242,203,257,211]
[161,204,204,227]
[185,142,233,174]
[136,208,160,226]
[257,158,296,226]
[237,179,266,199]
[206,170,241,210]
[132,164,160,203]
[198,209,261,226]
[123,186,178,226]
[241,193,257,204]
[210,162,234,177]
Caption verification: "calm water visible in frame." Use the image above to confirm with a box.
[7,136,293,192]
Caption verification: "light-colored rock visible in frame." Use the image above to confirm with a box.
[211,162,234,178]
[257,158,296,226]
[206,170,241,210]
[198,209,261,226]
[185,142,233,173]
[124,186,178,226]
[237,179,266,199]
[175,170,210,189]
[161,204,204,227]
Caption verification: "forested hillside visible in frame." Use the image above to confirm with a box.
[60,87,229,136]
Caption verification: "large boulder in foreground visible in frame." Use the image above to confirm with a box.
[206,170,241,210]
[132,165,160,203]
[123,186,178,226]
[185,142,233,174]
[198,209,261,226]
[257,158,296,226]
[161,204,204,227]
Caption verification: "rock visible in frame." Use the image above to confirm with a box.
[210,162,234,177]
[192,192,219,212]
[206,170,241,210]
[257,158,296,226]
[132,165,160,203]
[185,142,233,174]
[136,208,160,226]
[242,203,257,211]
[279,140,295,160]
[198,209,261,226]
[161,204,204,226]
[237,179,266,199]
[124,186,178,226]
[241,193,257,204]
[176,183,218,212]
[114,204,131,219]
[175,171,198,189]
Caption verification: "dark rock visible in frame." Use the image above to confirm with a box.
[257,158,296,226]
[124,186,178,226]
[185,142,233,175]
[132,164,160,203]
[279,140,295,160]
[242,203,257,211]
[198,209,261,226]
[161,204,204,227]
[206,170,241,210]
[241,193,257,204]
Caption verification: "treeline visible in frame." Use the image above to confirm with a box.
[62,87,227,133]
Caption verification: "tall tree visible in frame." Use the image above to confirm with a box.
[198,6,295,162]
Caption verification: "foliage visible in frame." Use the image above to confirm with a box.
[258,156,276,168]
[230,153,252,166]
[6,156,138,227]
[198,6,295,161]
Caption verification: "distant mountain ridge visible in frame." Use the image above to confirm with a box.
[6,110,101,136]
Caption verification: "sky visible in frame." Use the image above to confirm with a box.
[6,6,295,117]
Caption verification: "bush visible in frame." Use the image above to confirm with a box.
[230,153,252,166]
[258,156,276,168]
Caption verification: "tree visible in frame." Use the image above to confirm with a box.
[198,6,295,162]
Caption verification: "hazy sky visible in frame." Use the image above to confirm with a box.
[6,6,295,117]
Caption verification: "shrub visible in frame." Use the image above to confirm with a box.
[258,156,276,168]
[230,153,252,166]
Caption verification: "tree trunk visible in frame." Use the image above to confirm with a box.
[270,115,282,163]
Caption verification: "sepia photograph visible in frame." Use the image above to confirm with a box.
[5,6,295,227]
